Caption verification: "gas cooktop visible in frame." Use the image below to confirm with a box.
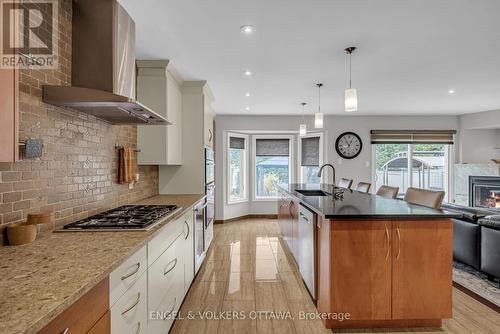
[63,205,181,231]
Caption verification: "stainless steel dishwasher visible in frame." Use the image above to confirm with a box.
[298,203,317,300]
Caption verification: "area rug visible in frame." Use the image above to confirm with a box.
[453,261,500,308]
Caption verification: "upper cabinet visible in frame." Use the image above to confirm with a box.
[137,60,183,165]
[0,67,19,162]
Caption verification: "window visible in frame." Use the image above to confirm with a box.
[253,136,293,199]
[227,133,247,203]
[299,134,323,184]
[373,139,451,199]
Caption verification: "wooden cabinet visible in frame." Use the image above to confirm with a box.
[392,220,452,320]
[318,218,453,329]
[0,67,19,162]
[290,197,300,262]
[331,221,391,320]
[277,191,299,263]
[137,60,182,165]
[87,311,110,334]
[37,277,109,334]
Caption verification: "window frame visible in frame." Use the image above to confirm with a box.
[297,132,324,184]
[252,134,295,201]
[371,143,452,201]
[226,132,249,205]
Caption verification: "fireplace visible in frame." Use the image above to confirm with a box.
[469,176,500,210]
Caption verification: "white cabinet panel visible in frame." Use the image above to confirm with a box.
[111,271,147,334]
[181,210,195,294]
[110,245,147,308]
[137,60,182,165]
[147,218,184,267]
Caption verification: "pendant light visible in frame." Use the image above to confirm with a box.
[344,47,358,112]
[315,83,324,128]
[299,102,307,136]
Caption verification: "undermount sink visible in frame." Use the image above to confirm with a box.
[295,189,332,196]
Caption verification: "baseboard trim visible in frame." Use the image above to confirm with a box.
[214,214,277,224]
[453,281,500,313]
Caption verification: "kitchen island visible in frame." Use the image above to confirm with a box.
[278,183,460,330]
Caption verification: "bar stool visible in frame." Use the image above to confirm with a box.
[338,178,353,189]
[403,187,445,209]
[376,185,399,199]
[355,182,371,193]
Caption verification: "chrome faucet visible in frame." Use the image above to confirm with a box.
[317,163,336,187]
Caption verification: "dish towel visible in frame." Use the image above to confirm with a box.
[118,147,136,184]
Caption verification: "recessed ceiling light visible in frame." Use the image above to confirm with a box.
[245,106,250,111]
[448,89,456,94]
[240,25,255,34]
[245,92,251,97]
[244,70,252,76]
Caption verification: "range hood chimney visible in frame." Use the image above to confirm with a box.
[42,0,169,125]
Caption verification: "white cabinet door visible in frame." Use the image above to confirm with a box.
[181,209,195,295]
[111,271,147,334]
[148,233,185,334]
[137,60,183,165]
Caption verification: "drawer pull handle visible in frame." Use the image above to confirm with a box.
[396,227,401,260]
[195,203,208,211]
[164,258,178,276]
[184,221,190,240]
[121,262,141,280]
[60,329,69,334]
[121,292,141,316]
[385,227,390,261]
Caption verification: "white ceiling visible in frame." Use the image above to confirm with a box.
[120,0,500,116]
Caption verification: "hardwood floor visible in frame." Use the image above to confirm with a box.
[170,218,500,334]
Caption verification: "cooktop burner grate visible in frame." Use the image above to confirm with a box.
[63,205,180,230]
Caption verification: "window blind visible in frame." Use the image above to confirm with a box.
[256,138,290,156]
[229,137,245,149]
[301,137,320,166]
[370,130,456,144]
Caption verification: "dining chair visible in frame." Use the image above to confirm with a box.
[338,178,353,189]
[376,185,399,199]
[355,182,371,193]
[403,187,445,209]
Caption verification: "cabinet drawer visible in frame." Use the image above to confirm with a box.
[110,245,147,307]
[148,234,184,311]
[148,218,184,266]
[37,278,109,334]
[148,265,184,334]
[110,272,147,334]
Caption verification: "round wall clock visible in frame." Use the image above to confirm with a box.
[335,132,362,159]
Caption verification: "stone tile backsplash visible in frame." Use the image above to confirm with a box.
[0,0,159,241]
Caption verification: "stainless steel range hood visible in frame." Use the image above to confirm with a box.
[42,0,169,125]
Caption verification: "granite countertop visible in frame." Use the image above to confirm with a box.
[0,194,204,334]
[280,183,461,219]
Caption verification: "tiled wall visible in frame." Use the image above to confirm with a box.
[0,0,159,240]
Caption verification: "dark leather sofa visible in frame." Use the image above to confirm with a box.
[441,203,497,271]
[478,215,500,281]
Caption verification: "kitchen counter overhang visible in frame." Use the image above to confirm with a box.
[279,183,461,220]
